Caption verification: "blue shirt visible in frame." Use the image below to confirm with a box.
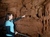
[5,20,14,36]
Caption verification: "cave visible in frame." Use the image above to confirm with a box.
[0,0,50,37]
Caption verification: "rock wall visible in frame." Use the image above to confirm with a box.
[0,0,50,37]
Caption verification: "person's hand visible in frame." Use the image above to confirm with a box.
[15,31,18,35]
[22,15,26,18]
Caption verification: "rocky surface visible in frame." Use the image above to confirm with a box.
[0,0,50,37]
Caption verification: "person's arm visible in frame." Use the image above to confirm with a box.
[13,15,25,22]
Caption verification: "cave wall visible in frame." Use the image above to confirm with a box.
[0,0,50,37]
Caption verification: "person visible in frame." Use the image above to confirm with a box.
[5,13,26,37]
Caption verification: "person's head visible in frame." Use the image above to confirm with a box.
[6,13,14,20]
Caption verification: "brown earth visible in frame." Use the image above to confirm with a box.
[0,0,50,37]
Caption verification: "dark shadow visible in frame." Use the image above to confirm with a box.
[38,34,41,37]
